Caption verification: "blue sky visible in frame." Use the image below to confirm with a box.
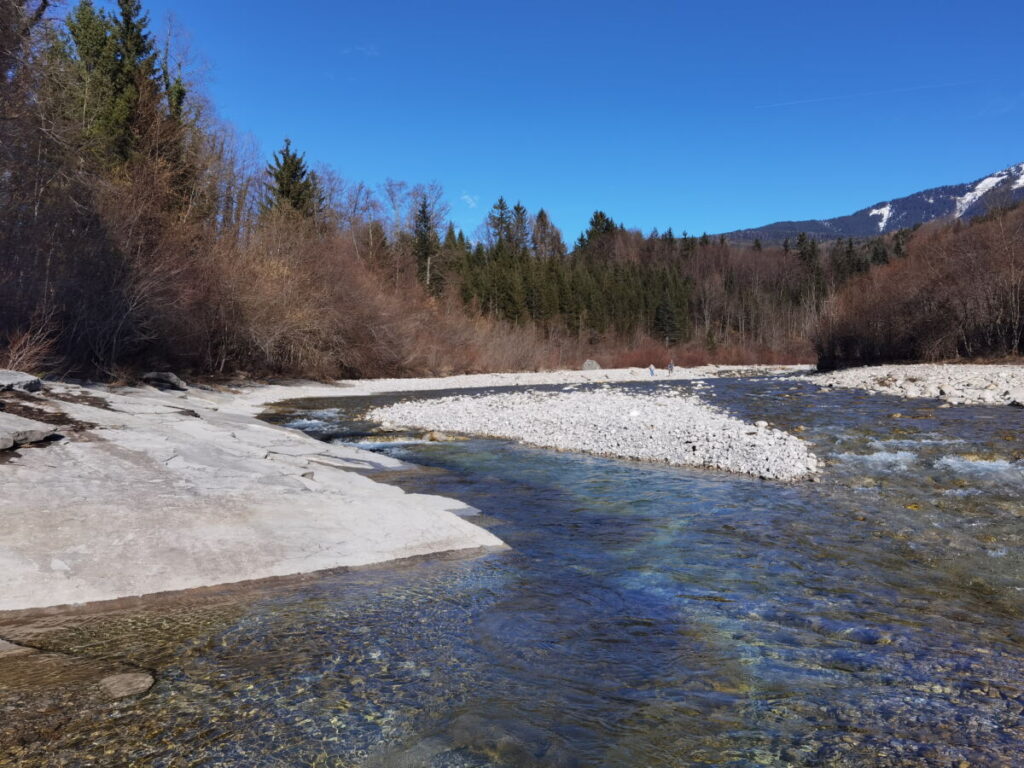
[117,0,1021,239]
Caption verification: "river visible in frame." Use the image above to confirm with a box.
[2,375,1023,766]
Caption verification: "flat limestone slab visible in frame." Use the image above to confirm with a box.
[0,383,504,612]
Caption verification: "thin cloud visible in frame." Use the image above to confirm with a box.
[460,193,479,209]
[342,45,379,57]
[755,82,964,109]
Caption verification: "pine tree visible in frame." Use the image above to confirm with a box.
[412,200,442,294]
[263,139,323,218]
[653,296,680,345]
[486,197,512,245]
[796,232,818,266]
[574,211,616,254]
[64,0,187,162]
[870,239,889,265]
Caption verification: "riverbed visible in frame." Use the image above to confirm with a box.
[2,374,1024,766]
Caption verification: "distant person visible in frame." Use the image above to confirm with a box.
[667,361,675,374]
[649,364,656,377]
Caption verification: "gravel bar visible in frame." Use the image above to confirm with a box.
[368,389,818,481]
[810,364,1024,406]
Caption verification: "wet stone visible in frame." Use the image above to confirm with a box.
[99,672,154,699]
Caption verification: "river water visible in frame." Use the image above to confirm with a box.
[2,375,1024,766]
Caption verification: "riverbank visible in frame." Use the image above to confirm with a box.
[0,379,503,613]
[229,363,813,408]
[4,360,1016,612]
[0,364,807,612]
[810,363,1024,406]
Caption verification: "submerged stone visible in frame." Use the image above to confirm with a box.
[99,672,154,699]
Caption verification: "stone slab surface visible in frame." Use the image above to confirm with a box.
[0,370,42,393]
[0,412,56,447]
[0,382,503,612]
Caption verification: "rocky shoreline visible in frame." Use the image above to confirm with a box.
[368,389,819,481]
[810,364,1024,407]
[0,376,503,613]
[3,360,1020,612]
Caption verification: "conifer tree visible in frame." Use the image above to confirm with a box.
[652,297,678,344]
[486,197,512,245]
[574,211,616,253]
[870,239,889,265]
[264,139,323,218]
[796,232,818,266]
[510,203,532,253]
[64,0,187,162]
[413,197,442,294]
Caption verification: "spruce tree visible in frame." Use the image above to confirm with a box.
[486,197,512,245]
[510,203,531,253]
[796,232,818,266]
[413,198,442,294]
[264,139,323,218]
[64,0,187,162]
[653,296,680,345]
[870,239,889,265]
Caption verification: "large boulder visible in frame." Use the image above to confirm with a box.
[0,370,42,393]
[142,371,188,391]
[581,359,601,371]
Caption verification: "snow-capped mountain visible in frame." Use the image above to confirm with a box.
[725,162,1024,244]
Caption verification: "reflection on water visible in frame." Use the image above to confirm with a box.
[2,377,1024,766]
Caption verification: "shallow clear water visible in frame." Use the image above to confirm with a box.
[3,376,1024,766]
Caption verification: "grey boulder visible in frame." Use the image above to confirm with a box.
[0,370,42,393]
[142,371,188,391]
[581,359,601,371]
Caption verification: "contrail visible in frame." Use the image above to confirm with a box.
[754,82,964,109]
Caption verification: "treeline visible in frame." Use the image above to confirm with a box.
[815,203,1024,368]
[0,0,590,377]
[3,1,1014,380]
[441,202,913,359]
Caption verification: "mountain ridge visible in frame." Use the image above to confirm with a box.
[724,162,1024,244]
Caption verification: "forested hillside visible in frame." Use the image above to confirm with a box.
[2,1,1020,378]
[815,204,1024,369]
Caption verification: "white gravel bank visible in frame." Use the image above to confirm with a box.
[810,364,1024,407]
[230,364,811,410]
[367,389,818,481]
